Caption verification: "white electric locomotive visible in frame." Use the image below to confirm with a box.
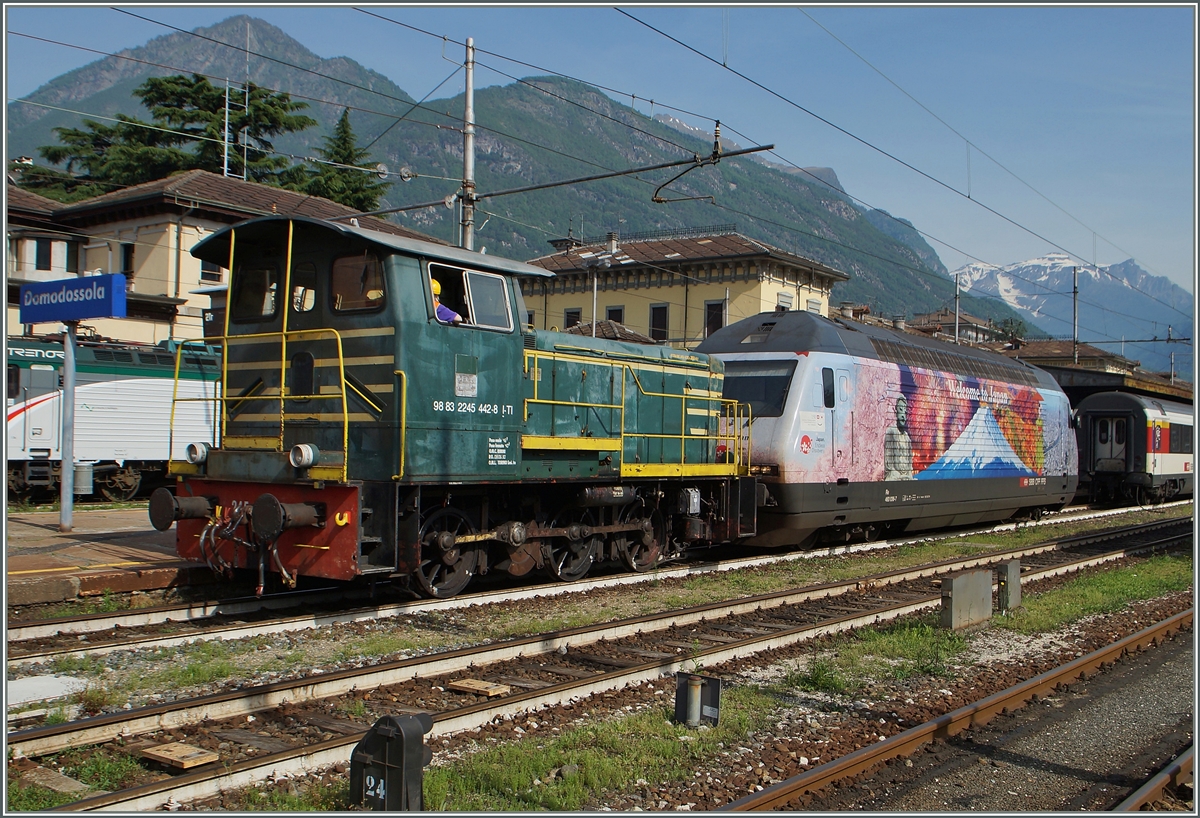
[697,310,1079,547]
[1073,391,1194,505]
[7,337,221,502]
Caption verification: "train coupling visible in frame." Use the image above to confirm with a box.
[250,493,327,541]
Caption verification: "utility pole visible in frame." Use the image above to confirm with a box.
[950,271,960,340]
[223,80,230,178]
[460,37,476,250]
[1072,266,1079,365]
[59,321,78,532]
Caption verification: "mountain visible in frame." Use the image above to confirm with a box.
[7,14,1033,327]
[952,253,1194,376]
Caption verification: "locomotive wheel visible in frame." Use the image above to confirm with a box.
[617,507,664,573]
[100,466,142,503]
[544,508,599,583]
[415,507,478,599]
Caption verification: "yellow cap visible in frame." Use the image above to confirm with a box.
[431,279,441,296]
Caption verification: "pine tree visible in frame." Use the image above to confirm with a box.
[27,73,316,200]
[283,109,389,211]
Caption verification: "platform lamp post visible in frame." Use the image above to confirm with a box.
[19,273,127,532]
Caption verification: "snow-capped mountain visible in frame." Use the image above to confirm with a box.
[951,253,1193,376]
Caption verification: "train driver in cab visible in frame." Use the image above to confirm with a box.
[431,278,462,325]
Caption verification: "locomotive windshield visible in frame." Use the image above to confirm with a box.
[721,359,797,417]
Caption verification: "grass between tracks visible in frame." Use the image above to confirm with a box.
[9,508,1192,811]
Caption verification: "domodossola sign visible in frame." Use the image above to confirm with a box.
[19,274,127,323]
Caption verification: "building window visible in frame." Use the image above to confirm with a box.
[526,310,535,329]
[705,301,724,337]
[66,242,79,273]
[806,299,822,314]
[121,243,135,274]
[606,306,624,324]
[34,239,52,271]
[200,259,223,283]
[649,304,668,341]
[777,292,794,310]
[564,308,582,329]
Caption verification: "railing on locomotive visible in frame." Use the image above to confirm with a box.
[521,346,751,476]
[166,328,366,484]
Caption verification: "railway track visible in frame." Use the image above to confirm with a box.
[9,517,1190,811]
[719,610,1194,811]
[8,504,1189,667]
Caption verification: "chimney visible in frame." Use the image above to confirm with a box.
[607,232,618,255]
[892,316,906,330]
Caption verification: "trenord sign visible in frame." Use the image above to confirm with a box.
[19,274,127,323]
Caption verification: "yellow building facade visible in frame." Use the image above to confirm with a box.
[523,227,849,348]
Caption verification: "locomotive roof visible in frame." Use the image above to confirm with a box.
[191,215,555,279]
[1074,391,1194,418]
[697,309,1062,392]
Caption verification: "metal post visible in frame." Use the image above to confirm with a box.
[592,270,598,337]
[223,80,230,178]
[1073,267,1079,365]
[59,320,77,532]
[954,273,960,344]
[460,38,476,250]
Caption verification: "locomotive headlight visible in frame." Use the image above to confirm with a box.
[289,443,320,469]
[186,442,210,464]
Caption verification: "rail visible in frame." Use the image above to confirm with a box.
[522,346,750,477]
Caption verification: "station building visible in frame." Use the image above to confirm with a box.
[523,225,849,350]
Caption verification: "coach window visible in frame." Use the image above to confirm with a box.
[7,365,21,400]
[462,271,512,331]
[1114,419,1125,446]
[331,251,385,312]
[290,262,317,313]
[1097,419,1109,445]
[230,265,279,321]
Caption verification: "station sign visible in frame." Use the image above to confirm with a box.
[19,274,127,324]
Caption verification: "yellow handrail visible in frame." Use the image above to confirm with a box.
[167,327,353,482]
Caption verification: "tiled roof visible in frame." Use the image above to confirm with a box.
[563,320,658,345]
[51,170,444,244]
[528,232,848,280]
[7,186,60,216]
[982,340,1113,359]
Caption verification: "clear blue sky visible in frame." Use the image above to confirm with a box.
[6,5,1196,293]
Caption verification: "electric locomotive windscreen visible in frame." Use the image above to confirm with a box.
[721,360,797,417]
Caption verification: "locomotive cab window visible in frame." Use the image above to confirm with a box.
[822,367,835,409]
[7,364,20,400]
[331,251,385,312]
[721,360,797,417]
[428,262,470,324]
[464,271,513,331]
[230,265,279,322]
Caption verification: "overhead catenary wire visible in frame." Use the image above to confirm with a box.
[616,8,1192,323]
[796,8,1175,289]
[11,13,1187,359]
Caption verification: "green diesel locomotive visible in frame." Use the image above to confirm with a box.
[150,216,756,597]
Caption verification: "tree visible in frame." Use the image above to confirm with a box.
[281,109,389,211]
[133,74,316,183]
[999,317,1027,343]
[26,73,317,200]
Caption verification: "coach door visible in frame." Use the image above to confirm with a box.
[23,363,61,452]
[1092,415,1127,472]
